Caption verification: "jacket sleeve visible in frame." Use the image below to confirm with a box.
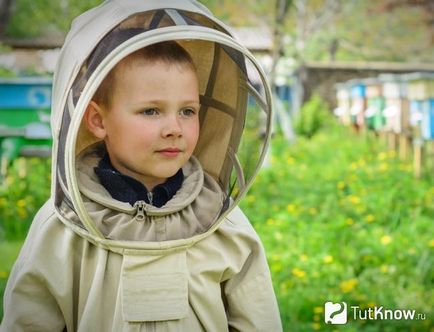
[0,200,66,332]
[222,208,283,332]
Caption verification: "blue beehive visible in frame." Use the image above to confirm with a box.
[0,77,53,174]
[405,73,434,140]
[421,99,434,139]
[410,100,424,127]
[0,77,51,109]
[348,80,366,129]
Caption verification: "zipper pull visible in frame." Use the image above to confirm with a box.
[135,201,146,221]
[147,191,154,206]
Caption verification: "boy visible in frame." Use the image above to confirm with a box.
[1,1,282,331]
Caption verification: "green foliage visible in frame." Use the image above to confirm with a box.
[241,122,434,331]
[0,43,12,53]
[0,157,51,241]
[5,0,103,37]
[2,0,433,62]
[294,94,331,139]
[0,241,23,318]
[0,66,15,78]
[0,43,15,77]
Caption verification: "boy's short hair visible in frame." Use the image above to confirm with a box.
[93,41,196,108]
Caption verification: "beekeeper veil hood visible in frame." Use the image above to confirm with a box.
[50,0,272,252]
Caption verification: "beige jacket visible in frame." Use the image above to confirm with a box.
[1,148,282,331]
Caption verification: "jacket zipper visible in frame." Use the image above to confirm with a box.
[135,201,146,221]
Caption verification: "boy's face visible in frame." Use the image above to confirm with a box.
[93,60,200,190]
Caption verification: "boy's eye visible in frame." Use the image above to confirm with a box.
[142,108,159,116]
[180,108,196,117]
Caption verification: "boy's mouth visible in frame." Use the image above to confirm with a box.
[156,148,182,157]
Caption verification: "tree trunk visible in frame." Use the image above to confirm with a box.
[0,0,14,37]
[269,0,291,88]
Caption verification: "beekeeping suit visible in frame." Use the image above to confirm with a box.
[1,1,282,331]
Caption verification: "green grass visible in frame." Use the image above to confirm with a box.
[0,241,24,319]
[241,123,434,331]
[0,121,433,331]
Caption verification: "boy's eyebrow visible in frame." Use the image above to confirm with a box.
[131,99,200,106]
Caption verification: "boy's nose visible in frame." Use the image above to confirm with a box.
[161,114,182,138]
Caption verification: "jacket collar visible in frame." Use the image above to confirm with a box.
[94,153,183,208]
[69,144,225,242]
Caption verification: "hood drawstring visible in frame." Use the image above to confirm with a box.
[147,192,154,206]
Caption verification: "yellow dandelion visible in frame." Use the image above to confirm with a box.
[380,265,389,273]
[377,152,388,160]
[323,255,334,264]
[266,218,274,226]
[246,195,256,203]
[287,156,296,165]
[274,232,283,241]
[408,247,416,254]
[300,254,309,262]
[309,207,318,215]
[365,214,375,223]
[381,235,392,245]
[366,302,377,309]
[337,181,346,189]
[378,163,389,172]
[286,204,297,213]
[313,306,324,314]
[388,150,396,158]
[350,162,358,170]
[0,271,8,279]
[271,254,280,261]
[339,278,358,293]
[17,208,27,219]
[312,322,321,330]
[346,218,354,225]
[429,239,434,248]
[348,195,361,205]
[292,268,306,278]
[17,199,26,208]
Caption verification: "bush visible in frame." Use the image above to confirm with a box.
[0,157,51,240]
[294,94,332,138]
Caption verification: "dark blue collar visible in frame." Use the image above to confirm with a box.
[94,153,184,208]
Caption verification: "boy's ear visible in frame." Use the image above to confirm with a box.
[84,101,107,139]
